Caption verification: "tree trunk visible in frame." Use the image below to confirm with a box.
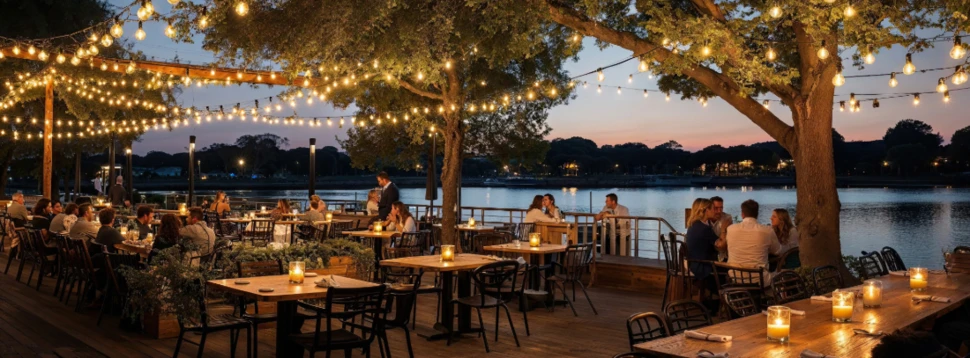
[439,114,463,246]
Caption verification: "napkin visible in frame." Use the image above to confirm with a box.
[762,309,806,316]
[697,350,729,358]
[516,257,527,266]
[810,295,833,302]
[316,275,340,288]
[685,330,732,342]
[800,349,838,358]
[913,294,950,303]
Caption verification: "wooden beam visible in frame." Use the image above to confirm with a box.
[43,77,53,199]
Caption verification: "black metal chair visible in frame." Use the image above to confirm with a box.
[773,247,801,272]
[243,219,274,247]
[452,260,522,353]
[660,233,690,308]
[626,312,670,351]
[858,251,888,280]
[464,232,512,254]
[812,265,844,295]
[173,279,253,358]
[328,221,354,240]
[546,243,597,316]
[711,261,768,310]
[377,268,424,358]
[613,353,654,358]
[720,288,760,318]
[98,252,143,326]
[881,246,906,272]
[515,223,536,241]
[770,270,811,304]
[663,299,712,335]
[236,260,283,357]
[288,285,387,357]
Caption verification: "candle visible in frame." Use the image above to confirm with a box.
[766,306,791,342]
[863,280,883,308]
[374,222,383,233]
[145,233,154,243]
[120,227,128,236]
[325,212,333,221]
[468,217,476,228]
[261,206,267,213]
[98,198,104,205]
[292,209,298,215]
[529,232,541,247]
[179,203,187,215]
[909,267,928,291]
[289,261,306,284]
[832,290,854,322]
[441,245,455,262]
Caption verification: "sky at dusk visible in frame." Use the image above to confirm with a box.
[111,1,968,155]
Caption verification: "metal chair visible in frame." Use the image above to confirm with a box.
[626,312,670,351]
[173,279,253,358]
[244,219,275,247]
[98,252,143,326]
[514,223,536,241]
[464,232,512,254]
[720,288,760,318]
[881,246,906,272]
[812,265,844,295]
[660,233,690,308]
[452,260,522,353]
[289,285,387,357]
[376,268,424,358]
[711,262,767,292]
[770,270,811,304]
[773,247,800,272]
[236,260,283,357]
[663,299,712,335]
[546,243,597,316]
[328,221,354,240]
[857,251,887,280]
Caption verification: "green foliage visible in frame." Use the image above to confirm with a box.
[883,119,944,154]
[841,254,862,282]
[950,126,970,166]
[219,239,376,278]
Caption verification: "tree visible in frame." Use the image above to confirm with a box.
[883,119,944,155]
[235,134,288,176]
[950,126,970,168]
[180,0,576,245]
[536,0,967,277]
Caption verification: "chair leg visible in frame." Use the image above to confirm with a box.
[173,330,185,358]
[494,304,500,341]
[97,285,113,326]
[502,304,520,347]
[577,281,598,315]
[53,266,63,296]
[229,328,238,358]
[475,308,489,353]
[557,282,578,316]
[4,246,17,275]
[35,261,46,290]
[521,300,531,336]
[252,323,259,358]
[403,325,415,358]
[661,272,671,309]
[196,332,208,358]
[246,325,253,358]
[16,254,27,282]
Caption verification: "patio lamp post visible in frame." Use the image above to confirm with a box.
[309,138,316,197]
[125,148,133,202]
[238,159,245,177]
[189,136,195,207]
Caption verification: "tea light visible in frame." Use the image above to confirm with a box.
[832,290,854,322]
[145,233,154,243]
[467,217,476,228]
[106,202,112,208]
[909,267,928,291]
[863,280,883,308]
[374,222,383,233]
[179,203,187,215]
[441,245,455,262]
[766,306,791,342]
[119,227,128,236]
[325,212,333,221]
[289,261,306,284]
[529,233,541,247]
[261,206,267,213]
[97,198,104,205]
[292,209,298,215]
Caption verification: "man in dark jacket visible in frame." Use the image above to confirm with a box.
[376,172,399,221]
[108,175,126,206]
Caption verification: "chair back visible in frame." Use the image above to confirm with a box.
[774,247,801,271]
[105,252,142,295]
[237,260,284,277]
[314,285,387,346]
[464,232,511,254]
[663,299,712,335]
[328,221,354,239]
[380,268,424,327]
[660,233,687,274]
[295,223,321,242]
[770,270,811,304]
[514,223,536,241]
[470,260,520,306]
[720,288,760,318]
[880,246,906,271]
[559,243,594,281]
[857,251,887,280]
[626,312,670,350]
[711,261,766,290]
[428,225,443,254]
[945,252,970,273]
[812,265,844,295]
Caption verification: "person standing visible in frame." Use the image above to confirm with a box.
[593,193,631,255]
[92,174,103,196]
[108,175,126,206]
[376,172,399,221]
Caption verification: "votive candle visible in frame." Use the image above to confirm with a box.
[832,290,854,322]
[468,217,476,228]
[374,222,383,233]
[766,306,791,342]
[441,245,455,262]
[863,280,883,307]
[289,261,305,284]
[529,233,541,247]
[909,267,928,291]
[325,212,333,221]
[179,203,187,215]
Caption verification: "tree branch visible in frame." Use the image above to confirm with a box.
[689,0,727,22]
[542,0,796,151]
[398,79,444,101]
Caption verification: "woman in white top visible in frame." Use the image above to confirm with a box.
[542,193,562,220]
[524,195,556,223]
[366,189,380,215]
[383,201,416,232]
[771,208,799,252]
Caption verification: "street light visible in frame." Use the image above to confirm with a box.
[125,148,132,202]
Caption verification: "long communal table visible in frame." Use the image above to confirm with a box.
[635,271,970,357]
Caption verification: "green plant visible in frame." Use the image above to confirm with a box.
[218,239,375,277]
[842,255,862,282]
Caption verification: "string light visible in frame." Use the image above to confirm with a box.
[628,74,633,83]
[135,22,146,41]
[873,99,880,108]
[597,68,604,82]
[839,101,845,111]
[235,1,249,16]
[665,93,670,102]
[817,40,829,60]
[844,5,855,17]
[889,72,898,87]
[642,89,648,98]
[37,51,48,62]
[766,47,777,61]
[849,93,856,106]
[638,57,648,72]
[137,0,154,21]
[763,100,770,109]
[832,70,845,86]
[616,86,622,95]
[768,6,782,18]
[700,44,712,57]
[863,46,875,64]
[168,0,179,4]
[944,90,951,102]
[953,66,968,85]
[596,84,602,93]
[937,78,948,92]
[198,7,209,29]
[903,53,916,75]
[951,36,966,59]
[110,18,124,38]
[56,53,66,64]
[913,93,920,105]
[164,21,176,38]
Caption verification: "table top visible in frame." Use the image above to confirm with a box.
[483,243,568,254]
[115,242,151,256]
[342,230,398,239]
[433,224,497,232]
[381,254,501,272]
[208,274,378,302]
[635,272,970,357]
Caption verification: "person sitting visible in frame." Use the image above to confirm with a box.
[725,200,781,269]
[270,199,290,221]
[543,193,563,220]
[30,198,53,239]
[49,201,62,220]
[310,194,327,212]
[365,189,380,216]
[304,200,325,222]
[50,203,78,234]
[7,192,29,227]
[524,195,556,223]
[380,201,416,233]
[209,191,231,217]
[69,204,99,242]
[685,198,725,311]
[94,207,125,253]
[150,214,184,259]
[770,208,799,253]
[135,205,154,240]
[871,329,950,358]
[179,208,216,254]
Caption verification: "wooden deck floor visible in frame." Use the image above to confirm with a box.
[0,250,661,357]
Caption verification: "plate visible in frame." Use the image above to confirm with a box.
[258,288,275,292]
[305,272,318,277]
[234,280,250,285]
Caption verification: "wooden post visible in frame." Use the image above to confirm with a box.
[188,136,195,206]
[43,78,53,199]
[308,138,316,197]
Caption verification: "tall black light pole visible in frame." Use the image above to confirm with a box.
[107,136,115,186]
[188,136,196,207]
[425,129,438,222]
[309,138,316,197]
[125,147,133,202]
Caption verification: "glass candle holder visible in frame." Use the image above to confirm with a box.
[145,233,154,243]
[863,280,883,308]
[441,245,455,262]
[325,212,333,221]
[766,306,791,342]
[909,267,928,291]
[119,227,128,236]
[292,209,298,215]
[832,290,854,322]
[374,222,383,233]
[289,261,306,284]
[468,217,476,228]
[261,206,267,213]
[529,233,541,247]
[179,203,187,215]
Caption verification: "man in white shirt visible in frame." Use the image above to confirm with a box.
[593,193,631,255]
[725,200,781,269]
[180,208,216,254]
[69,204,99,242]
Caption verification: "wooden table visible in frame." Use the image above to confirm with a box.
[343,230,399,280]
[635,272,970,357]
[208,274,378,356]
[114,242,151,257]
[535,222,577,245]
[434,223,497,232]
[484,243,569,308]
[381,254,499,342]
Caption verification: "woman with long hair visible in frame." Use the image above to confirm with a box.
[684,198,723,313]
[151,213,183,253]
[384,201,416,232]
[270,199,291,221]
[209,191,231,216]
[365,189,380,215]
[771,208,799,252]
[524,195,555,223]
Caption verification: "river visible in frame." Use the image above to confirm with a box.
[204,186,970,268]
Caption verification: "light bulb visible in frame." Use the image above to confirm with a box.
[832,71,845,86]
[902,53,915,75]
[944,91,951,103]
[665,93,670,102]
[110,21,124,38]
[235,1,249,16]
[817,41,829,60]
[844,5,855,17]
[165,22,176,38]
[766,47,777,61]
[951,37,966,59]
[913,94,920,105]
[597,69,604,81]
[617,87,622,95]
[700,45,711,57]
[56,53,66,64]
[198,15,209,29]
[101,34,113,47]
[839,101,845,111]
[768,6,782,18]
[937,78,948,93]
[27,45,36,55]
[596,85,602,93]
[144,0,154,16]
[643,90,648,98]
[88,44,99,56]
[37,50,48,61]
[889,72,898,87]
[168,0,179,4]
[639,59,648,72]
[71,56,80,66]
[135,22,146,40]
[628,74,633,83]
[849,93,856,106]
[417,72,424,81]
[863,52,875,64]
[763,100,770,109]
[11,46,20,55]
